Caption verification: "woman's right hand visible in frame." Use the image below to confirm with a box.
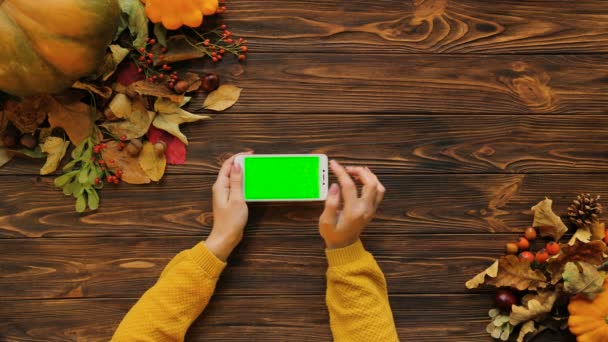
[319,160,385,249]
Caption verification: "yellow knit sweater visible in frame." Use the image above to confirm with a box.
[112,240,398,341]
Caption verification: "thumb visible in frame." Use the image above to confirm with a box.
[229,163,244,201]
[319,183,341,232]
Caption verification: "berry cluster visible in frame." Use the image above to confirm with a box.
[91,135,129,185]
[132,38,175,83]
[504,227,561,264]
[189,23,248,62]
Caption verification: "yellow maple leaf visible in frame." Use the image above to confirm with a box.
[152,98,210,145]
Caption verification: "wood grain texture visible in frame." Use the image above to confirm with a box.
[2,114,608,176]
[1,174,606,238]
[176,54,607,114]
[223,0,608,54]
[0,296,575,341]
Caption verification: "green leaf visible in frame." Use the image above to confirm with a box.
[117,0,149,48]
[154,23,168,47]
[86,188,100,211]
[75,194,86,213]
[71,140,86,160]
[563,261,605,299]
[9,146,45,158]
[64,181,77,196]
[63,159,78,172]
[78,165,90,184]
[54,171,78,188]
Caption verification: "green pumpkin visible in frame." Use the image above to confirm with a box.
[0,0,120,96]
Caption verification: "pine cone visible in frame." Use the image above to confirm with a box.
[567,193,602,227]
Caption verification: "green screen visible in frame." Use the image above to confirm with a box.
[244,156,320,200]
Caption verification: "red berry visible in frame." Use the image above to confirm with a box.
[535,249,549,264]
[519,251,535,263]
[147,60,152,64]
[211,52,217,57]
[147,53,154,58]
[239,55,246,61]
[546,242,560,255]
[100,166,105,171]
[241,46,248,52]
[505,242,518,255]
[226,38,233,43]
[161,47,167,53]
[94,177,100,184]
[109,159,115,164]
[219,49,225,54]
[139,56,145,61]
[99,159,105,165]
[101,143,107,148]
[113,178,120,184]
[220,24,227,29]
[120,135,127,141]
[212,57,218,62]
[203,40,210,47]
[516,237,530,250]
[495,289,518,311]
[149,39,156,45]
[138,47,145,53]
[137,68,143,73]
[217,55,222,60]
[119,142,126,149]
[524,227,537,240]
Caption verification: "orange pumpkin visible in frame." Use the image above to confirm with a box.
[144,0,218,30]
[0,0,120,96]
[568,280,608,342]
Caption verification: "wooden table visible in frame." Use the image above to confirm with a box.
[1,0,607,341]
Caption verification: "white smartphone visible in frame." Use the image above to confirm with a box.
[234,154,328,202]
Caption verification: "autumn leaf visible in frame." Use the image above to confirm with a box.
[517,321,537,342]
[591,221,606,241]
[486,255,548,291]
[531,198,568,241]
[138,142,166,182]
[72,81,113,99]
[547,240,607,284]
[509,289,559,326]
[115,61,146,86]
[203,85,242,111]
[116,0,148,48]
[563,261,605,299]
[40,137,69,175]
[47,98,95,145]
[130,80,185,103]
[92,44,130,81]
[149,35,205,66]
[177,72,202,93]
[102,95,155,140]
[568,225,592,246]
[465,260,498,289]
[101,141,150,184]
[3,95,50,133]
[153,98,210,145]
[148,126,187,165]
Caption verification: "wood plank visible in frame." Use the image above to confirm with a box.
[1,174,606,238]
[0,296,574,341]
[223,0,608,54]
[0,234,514,298]
[177,54,608,114]
[3,114,608,175]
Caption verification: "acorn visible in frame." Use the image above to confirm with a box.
[126,138,143,157]
[19,134,37,149]
[201,73,220,92]
[153,141,167,157]
[173,80,190,94]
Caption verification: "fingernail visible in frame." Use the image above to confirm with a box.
[234,164,242,173]
[329,183,339,195]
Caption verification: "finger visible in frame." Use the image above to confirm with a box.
[375,179,386,208]
[229,163,244,201]
[320,183,341,232]
[330,160,357,203]
[213,151,252,203]
[345,166,378,201]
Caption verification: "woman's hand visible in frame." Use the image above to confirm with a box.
[319,160,385,249]
[205,152,252,261]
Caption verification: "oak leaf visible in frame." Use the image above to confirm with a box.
[3,96,50,133]
[47,98,95,145]
[203,84,242,111]
[509,289,559,326]
[138,142,166,182]
[563,261,605,299]
[153,98,210,145]
[101,141,150,184]
[465,260,498,289]
[531,198,568,241]
[40,137,69,175]
[486,255,548,291]
[546,240,607,284]
[517,321,537,342]
[102,95,155,140]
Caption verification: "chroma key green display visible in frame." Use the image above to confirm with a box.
[243,156,320,200]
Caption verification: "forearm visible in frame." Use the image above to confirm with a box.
[325,240,399,342]
[112,242,226,342]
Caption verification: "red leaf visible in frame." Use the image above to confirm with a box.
[147,126,187,165]
[116,61,145,86]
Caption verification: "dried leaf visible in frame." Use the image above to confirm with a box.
[563,261,605,299]
[568,225,592,246]
[102,95,155,140]
[101,141,150,184]
[590,221,606,241]
[531,198,568,241]
[115,62,146,86]
[130,81,185,103]
[148,126,187,165]
[47,98,94,145]
[153,23,168,47]
[107,93,132,119]
[150,35,205,66]
[72,81,112,99]
[40,137,69,175]
[509,290,559,326]
[153,98,210,145]
[203,85,242,111]
[94,45,131,81]
[138,142,166,181]
[486,255,548,291]
[0,147,13,168]
[465,260,499,289]
[547,240,607,284]
[116,0,148,48]
[517,321,537,342]
[3,96,50,133]
[180,72,202,93]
